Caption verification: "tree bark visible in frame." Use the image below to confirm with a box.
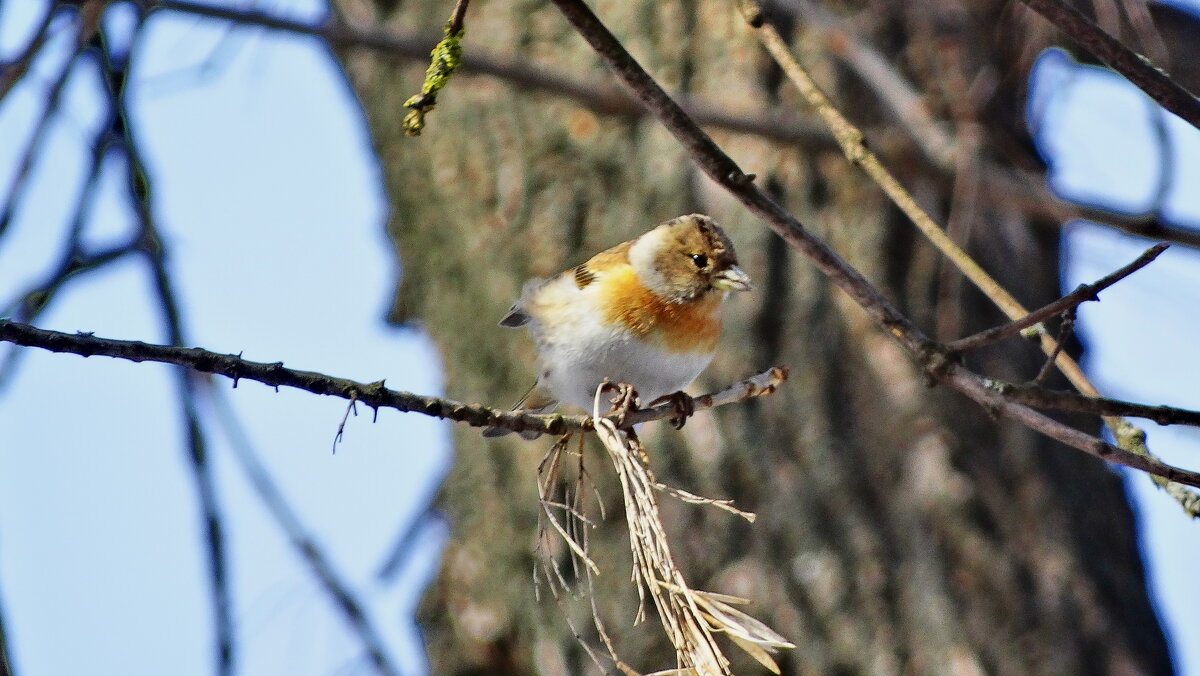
[333,1,1172,673]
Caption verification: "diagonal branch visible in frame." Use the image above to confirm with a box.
[0,2,60,103]
[943,365,1200,486]
[1018,0,1200,130]
[544,0,1200,494]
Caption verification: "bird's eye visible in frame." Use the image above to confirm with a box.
[689,253,708,268]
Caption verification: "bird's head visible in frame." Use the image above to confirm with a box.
[629,214,753,302]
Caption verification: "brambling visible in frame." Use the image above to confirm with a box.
[485,214,752,438]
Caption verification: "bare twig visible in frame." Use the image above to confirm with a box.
[729,2,1200,513]
[0,570,14,676]
[984,380,1200,428]
[948,243,1168,353]
[1031,309,1074,385]
[944,364,1200,486]
[0,43,82,241]
[1018,0,1200,130]
[982,168,1200,249]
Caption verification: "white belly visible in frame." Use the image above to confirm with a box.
[537,320,713,411]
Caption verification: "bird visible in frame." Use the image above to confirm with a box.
[484,214,752,438]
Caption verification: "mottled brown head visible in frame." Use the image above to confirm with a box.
[629,214,753,302]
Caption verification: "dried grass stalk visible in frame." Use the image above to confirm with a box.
[583,384,794,675]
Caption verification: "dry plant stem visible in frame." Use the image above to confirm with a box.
[948,243,1167,353]
[589,385,794,674]
[790,0,1200,248]
[0,319,787,437]
[544,0,1200,491]
[745,15,1050,348]
[744,7,1115,397]
[592,395,730,675]
[1018,0,1200,130]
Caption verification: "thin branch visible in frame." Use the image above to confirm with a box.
[1031,308,1073,385]
[549,0,929,357]
[728,2,1200,512]
[0,564,14,676]
[447,0,470,35]
[944,364,1200,486]
[0,319,789,437]
[778,1,1200,249]
[788,1,958,168]
[204,384,403,676]
[0,41,82,241]
[985,380,1200,427]
[948,243,1168,353]
[1018,0,1200,131]
[981,168,1200,249]
[132,0,831,147]
[101,16,235,673]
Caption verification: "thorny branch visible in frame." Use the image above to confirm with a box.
[0,319,789,437]
[544,0,1200,492]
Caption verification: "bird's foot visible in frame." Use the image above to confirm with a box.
[648,390,695,430]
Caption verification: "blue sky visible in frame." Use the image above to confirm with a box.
[0,1,1197,674]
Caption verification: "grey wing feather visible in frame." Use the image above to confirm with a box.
[499,305,530,327]
[498,277,552,328]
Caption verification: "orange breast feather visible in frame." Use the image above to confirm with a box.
[598,267,721,353]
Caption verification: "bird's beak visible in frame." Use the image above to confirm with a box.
[712,265,753,292]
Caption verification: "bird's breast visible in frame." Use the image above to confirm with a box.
[596,267,722,354]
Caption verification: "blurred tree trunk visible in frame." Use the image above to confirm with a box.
[333,1,1172,673]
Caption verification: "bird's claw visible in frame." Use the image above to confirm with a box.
[649,391,695,430]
